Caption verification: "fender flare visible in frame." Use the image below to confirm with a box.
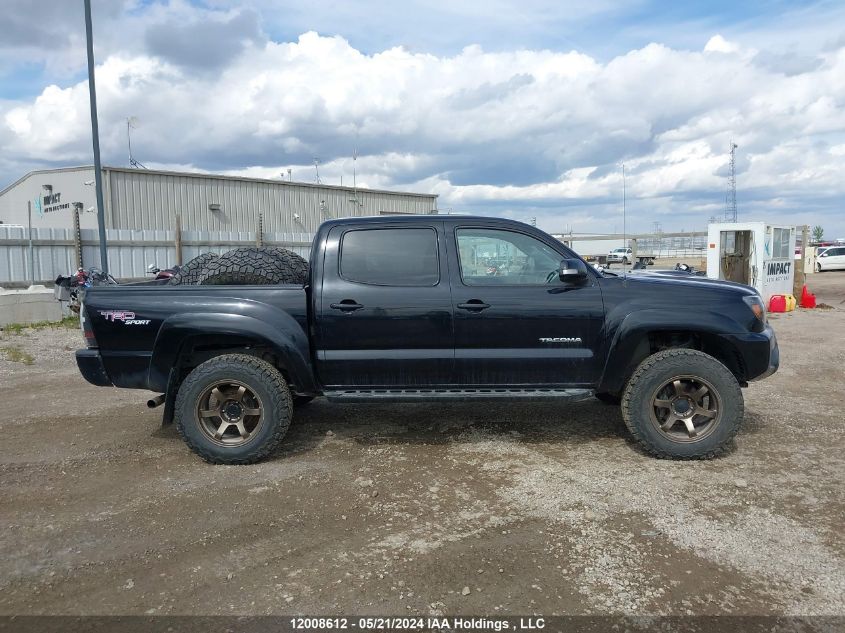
[597,308,747,394]
[148,311,317,393]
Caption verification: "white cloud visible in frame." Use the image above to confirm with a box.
[1,6,844,237]
[704,34,740,54]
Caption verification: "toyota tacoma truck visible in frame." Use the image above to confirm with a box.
[76,216,778,464]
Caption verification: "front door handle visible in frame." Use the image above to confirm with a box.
[330,300,364,312]
[457,300,491,312]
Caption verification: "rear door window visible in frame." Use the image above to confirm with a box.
[340,228,439,286]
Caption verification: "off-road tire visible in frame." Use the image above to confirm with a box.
[621,349,743,459]
[595,392,622,405]
[168,252,219,285]
[197,247,309,286]
[174,354,293,464]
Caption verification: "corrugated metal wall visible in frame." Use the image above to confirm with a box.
[0,224,313,284]
[104,168,437,233]
[0,226,78,284]
[0,166,436,285]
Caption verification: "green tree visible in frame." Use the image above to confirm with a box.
[812,225,824,243]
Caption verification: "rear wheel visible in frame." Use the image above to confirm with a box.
[621,349,743,459]
[175,354,293,464]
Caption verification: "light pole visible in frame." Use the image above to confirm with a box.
[84,0,109,273]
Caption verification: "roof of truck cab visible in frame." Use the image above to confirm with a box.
[322,215,535,226]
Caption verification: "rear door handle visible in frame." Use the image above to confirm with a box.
[330,300,364,312]
[457,300,491,312]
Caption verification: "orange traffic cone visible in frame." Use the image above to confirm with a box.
[800,285,816,309]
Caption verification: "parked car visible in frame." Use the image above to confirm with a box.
[816,246,845,271]
[76,216,778,464]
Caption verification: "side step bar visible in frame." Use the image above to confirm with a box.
[324,388,594,403]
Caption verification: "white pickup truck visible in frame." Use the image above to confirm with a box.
[607,247,656,266]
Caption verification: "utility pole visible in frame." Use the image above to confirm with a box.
[621,162,628,280]
[84,0,109,273]
[27,200,35,285]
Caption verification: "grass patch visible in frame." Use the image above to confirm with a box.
[1,315,79,335]
[0,346,34,365]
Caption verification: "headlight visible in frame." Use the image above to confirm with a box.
[742,295,767,328]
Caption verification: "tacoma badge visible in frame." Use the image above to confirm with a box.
[539,337,583,344]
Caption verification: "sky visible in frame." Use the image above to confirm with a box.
[1,0,844,240]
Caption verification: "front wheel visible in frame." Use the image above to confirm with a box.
[816,262,822,273]
[621,349,743,459]
[175,354,293,464]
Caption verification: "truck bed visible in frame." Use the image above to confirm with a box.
[81,284,309,392]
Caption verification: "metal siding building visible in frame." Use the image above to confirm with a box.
[0,166,438,234]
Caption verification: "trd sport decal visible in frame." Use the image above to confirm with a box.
[99,310,151,325]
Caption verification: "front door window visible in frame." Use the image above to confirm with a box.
[456,228,563,285]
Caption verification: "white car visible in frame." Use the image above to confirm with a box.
[816,246,845,271]
[607,247,632,264]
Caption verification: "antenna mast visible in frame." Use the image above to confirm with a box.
[126,117,147,169]
[313,157,322,184]
[724,141,738,221]
[352,145,358,206]
[351,128,362,208]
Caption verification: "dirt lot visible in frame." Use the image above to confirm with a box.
[1,274,843,618]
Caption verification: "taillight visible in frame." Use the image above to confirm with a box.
[80,305,97,348]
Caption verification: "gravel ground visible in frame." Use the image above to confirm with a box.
[0,274,843,617]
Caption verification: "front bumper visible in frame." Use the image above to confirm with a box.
[727,324,779,382]
[76,349,113,387]
[754,325,780,381]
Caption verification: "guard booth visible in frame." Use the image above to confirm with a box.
[706,222,796,302]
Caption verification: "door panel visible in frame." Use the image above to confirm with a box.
[449,225,605,386]
[316,224,454,387]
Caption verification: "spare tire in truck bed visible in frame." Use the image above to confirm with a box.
[167,252,219,285]
[197,247,309,286]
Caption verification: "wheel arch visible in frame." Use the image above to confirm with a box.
[149,312,318,396]
[598,310,750,395]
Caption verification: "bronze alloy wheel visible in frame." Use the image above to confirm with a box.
[648,375,722,443]
[195,380,264,446]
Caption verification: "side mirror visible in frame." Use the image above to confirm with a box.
[559,258,588,283]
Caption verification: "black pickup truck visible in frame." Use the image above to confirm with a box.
[76,215,778,464]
